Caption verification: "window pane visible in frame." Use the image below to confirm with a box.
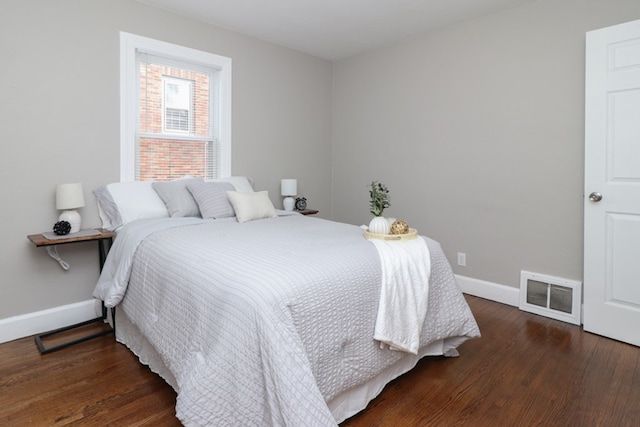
[138,137,212,181]
[137,54,215,180]
[139,61,211,137]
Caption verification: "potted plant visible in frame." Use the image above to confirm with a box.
[368,181,391,234]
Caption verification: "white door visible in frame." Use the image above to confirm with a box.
[584,19,640,347]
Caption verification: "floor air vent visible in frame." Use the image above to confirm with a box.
[519,271,582,325]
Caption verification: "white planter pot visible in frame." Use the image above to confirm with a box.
[369,216,390,235]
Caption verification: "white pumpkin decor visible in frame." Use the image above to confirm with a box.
[369,215,391,235]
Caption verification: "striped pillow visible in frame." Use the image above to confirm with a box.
[187,181,236,219]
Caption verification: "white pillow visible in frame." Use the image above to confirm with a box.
[226,190,276,223]
[105,181,169,227]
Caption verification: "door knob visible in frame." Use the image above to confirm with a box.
[588,192,603,202]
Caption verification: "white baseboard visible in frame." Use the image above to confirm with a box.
[0,300,99,344]
[456,274,520,307]
[0,276,517,345]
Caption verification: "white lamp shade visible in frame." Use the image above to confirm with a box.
[56,183,85,210]
[281,179,297,196]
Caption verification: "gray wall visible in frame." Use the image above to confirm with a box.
[0,0,332,319]
[3,0,639,325]
[332,0,640,288]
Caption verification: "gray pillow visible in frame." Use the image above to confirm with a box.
[152,177,203,218]
[187,181,236,218]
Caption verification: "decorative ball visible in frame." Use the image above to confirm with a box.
[390,220,409,235]
[53,220,72,236]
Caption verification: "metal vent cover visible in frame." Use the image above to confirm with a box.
[519,271,582,325]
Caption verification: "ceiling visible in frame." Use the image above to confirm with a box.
[137,0,535,60]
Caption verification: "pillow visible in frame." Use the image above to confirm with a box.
[152,177,203,218]
[209,176,254,193]
[98,181,169,229]
[93,185,122,230]
[92,177,252,229]
[187,181,236,219]
[226,190,276,223]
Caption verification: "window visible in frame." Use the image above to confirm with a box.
[163,76,193,133]
[120,32,231,181]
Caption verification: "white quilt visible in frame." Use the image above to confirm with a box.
[94,215,480,426]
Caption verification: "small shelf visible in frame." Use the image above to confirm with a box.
[27,228,116,354]
[27,228,115,247]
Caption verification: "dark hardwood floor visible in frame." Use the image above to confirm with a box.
[1,295,638,426]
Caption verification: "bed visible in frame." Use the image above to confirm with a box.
[92,177,480,426]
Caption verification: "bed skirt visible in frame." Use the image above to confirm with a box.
[115,308,468,424]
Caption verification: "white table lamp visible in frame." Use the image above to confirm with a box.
[281,179,297,211]
[56,183,85,233]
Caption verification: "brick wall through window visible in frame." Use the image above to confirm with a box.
[138,61,213,181]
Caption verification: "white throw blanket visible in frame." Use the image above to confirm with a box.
[370,237,431,354]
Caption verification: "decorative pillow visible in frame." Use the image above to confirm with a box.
[152,177,203,218]
[100,181,169,229]
[92,177,253,229]
[226,190,276,223]
[209,176,255,193]
[187,181,236,219]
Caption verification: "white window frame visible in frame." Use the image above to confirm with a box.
[120,32,231,181]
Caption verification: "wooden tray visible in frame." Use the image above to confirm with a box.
[364,228,418,241]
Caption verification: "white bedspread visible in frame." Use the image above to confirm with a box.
[370,237,431,354]
[94,215,480,426]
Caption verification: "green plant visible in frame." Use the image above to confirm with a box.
[369,181,390,217]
